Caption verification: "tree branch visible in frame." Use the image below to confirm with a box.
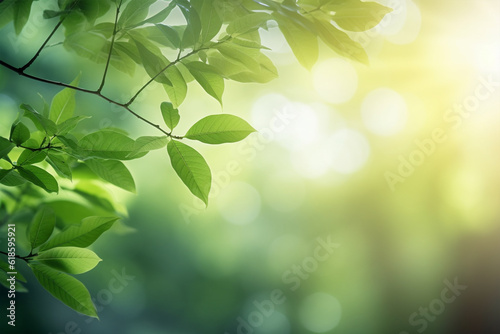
[124,50,194,107]
[19,0,80,72]
[0,251,34,263]
[97,0,123,93]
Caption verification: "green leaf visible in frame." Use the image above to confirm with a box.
[326,0,393,32]
[156,24,181,48]
[185,114,256,144]
[161,102,180,130]
[118,0,156,29]
[49,75,81,124]
[31,264,98,318]
[56,116,90,135]
[0,260,27,283]
[20,104,58,135]
[130,136,169,156]
[313,18,368,64]
[167,140,211,205]
[40,216,119,251]
[185,61,224,105]
[18,165,58,193]
[47,152,73,180]
[78,130,142,160]
[138,1,176,26]
[18,149,47,165]
[226,12,272,35]
[133,38,172,85]
[199,0,222,43]
[85,158,136,193]
[179,3,202,49]
[13,0,33,34]
[29,206,56,250]
[64,30,108,61]
[274,13,318,69]
[10,122,30,145]
[0,137,15,158]
[0,169,26,187]
[215,43,261,73]
[162,64,187,108]
[35,247,101,275]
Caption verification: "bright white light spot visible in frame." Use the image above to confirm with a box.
[384,0,422,45]
[262,171,306,212]
[312,58,358,104]
[275,102,321,151]
[361,88,408,136]
[251,94,294,132]
[291,145,331,179]
[299,293,342,333]
[217,182,261,225]
[375,0,408,36]
[325,129,370,174]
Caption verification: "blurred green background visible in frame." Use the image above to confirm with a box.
[1,0,500,333]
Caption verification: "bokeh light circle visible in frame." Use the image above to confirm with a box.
[299,293,342,333]
[312,58,358,104]
[361,88,408,136]
[262,171,306,212]
[325,129,371,174]
[216,181,261,225]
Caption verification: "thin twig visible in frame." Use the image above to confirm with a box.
[19,0,80,72]
[97,0,123,93]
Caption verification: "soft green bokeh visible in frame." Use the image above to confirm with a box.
[1,0,499,333]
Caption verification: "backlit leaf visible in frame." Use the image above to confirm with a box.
[167,140,211,205]
[185,114,256,144]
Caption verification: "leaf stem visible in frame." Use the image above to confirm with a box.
[0,251,35,263]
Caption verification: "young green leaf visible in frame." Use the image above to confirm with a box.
[0,169,26,187]
[185,114,256,144]
[185,62,224,105]
[167,140,211,205]
[78,130,142,160]
[199,0,222,43]
[163,65,187,108]
[29,206,56,250]
[40,216,119,251]
[31,264,98,318]
[85,158,136,193]
[133,38,172,85]
[10,122,30,145]
[17,165,58,193]
[326,0,393,32]
[56,116,90,135]
[0,260,27,283]
[0,137,15,158]
[131,136,169,155]
[47,152,73,180]
[13,0,33,34]
[161,102,180,130]
[226,12,272,36]
[20,104,58,135]
[18,149,47,165]
[179,3,202,49]
[313,18,369,64]
[35,247,102,275]
[49,74,81,124]
[274,13,319,70]
[156,24,181,48]
[118,0,156,29]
